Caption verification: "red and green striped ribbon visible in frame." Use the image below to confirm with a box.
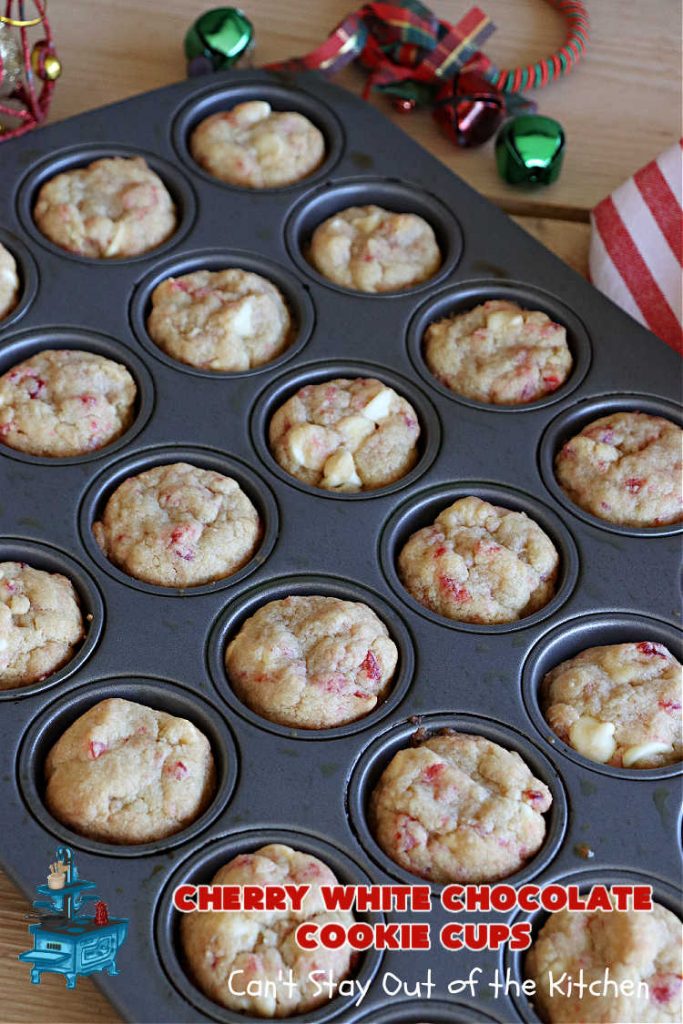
[487,0,589,92]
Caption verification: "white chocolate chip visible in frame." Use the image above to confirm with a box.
[622,742,672,768]
[9,594,30,615]
[254,132,285,158]
[362,387,396,423]
[286,424,334,471]
[356,213,383,234]
[568,716,616,763]
[486,310,524,332]
[322,448,361,488]
[230,299,254,335]
[336,414,375,450]
[0,637,7,652]
[234,100,271,125]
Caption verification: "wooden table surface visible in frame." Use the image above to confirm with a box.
[0,2,679,1021]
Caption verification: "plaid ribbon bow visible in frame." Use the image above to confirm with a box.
[266,1,534,145]
[269,1,494,93]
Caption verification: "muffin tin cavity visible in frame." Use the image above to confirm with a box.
[130,248,315,378]
[347,713,567,893]
[208,573,415,739]
[18,676,238,857]
[155,828,384,1024]
[172,79,345,193]
[522,611,683,780]
[0,227,38,331]
[285,177,463,296]
[380,481,579,633]
[78,444,278,596]
[0,326,155,465]
[0,538,103,701]
[503,868,683,1024]
[250,359,441,500]
[539,393,683,537]
[17,144,197,264]
[406,279,592,411]
[355,1000,502,1023]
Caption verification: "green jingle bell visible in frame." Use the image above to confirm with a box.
[495,115,565,186]
[185,8,254,77]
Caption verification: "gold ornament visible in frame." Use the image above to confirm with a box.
[0,2,47,28]
[0,20,23,97]
[31,40,61,80]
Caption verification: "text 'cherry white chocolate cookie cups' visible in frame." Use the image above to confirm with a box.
[380,482,579,633]
[539,394,683,537]
[0,327,155,465]
[406,280,592,413]
[172,79,344,194]
[17,143,197,264]
[18,677,238,857]
[0,538,103,701]
[78,444,278,596]
[207,574,415,739]
[503,869,683,1024]
[250,360,441,500]
[130,248,315,378]
[155,829,383,1024]
[521,612,683,781]
[347,713,567,894]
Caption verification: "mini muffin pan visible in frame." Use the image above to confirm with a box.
[0,69,680,1023]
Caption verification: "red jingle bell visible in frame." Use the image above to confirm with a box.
[433,71,505,148]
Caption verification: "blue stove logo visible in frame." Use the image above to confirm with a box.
[19,846,128,990]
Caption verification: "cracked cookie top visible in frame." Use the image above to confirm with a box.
[269,378,421,492]
[424,299,572,405]
[309,205,441,293]
[542,641,682,769]
[93,462,262,588]
[397,496,559,624]
[190,100,325,188]
[181,843,355,1017]
[45,697,216,844]
[0,242,19,320]
[526,893,682,1024]
[0,349,137,457]
[226,595,398,728]
[0,561,84,689]
[147,268,292,372]
[369,731,552,883]
[33,156,177,258]
[555,412,683,527]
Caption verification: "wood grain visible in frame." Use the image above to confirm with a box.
[0,0,675,1020]
[44,0,682,216]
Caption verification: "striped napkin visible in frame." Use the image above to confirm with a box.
[590,140,682,354]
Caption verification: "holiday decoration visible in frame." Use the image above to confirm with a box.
[0,2,60,141]
[433,70,505,148]
[265,1,589,149]
[0,21,24,96]
[495,114,565,185]
[185,7,254,76]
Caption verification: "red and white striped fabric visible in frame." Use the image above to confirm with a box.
[590,139,683,354]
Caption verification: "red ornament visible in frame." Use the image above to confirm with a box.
[433,71,505,148]
[0,1,60,142]
[94,900,110,926]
